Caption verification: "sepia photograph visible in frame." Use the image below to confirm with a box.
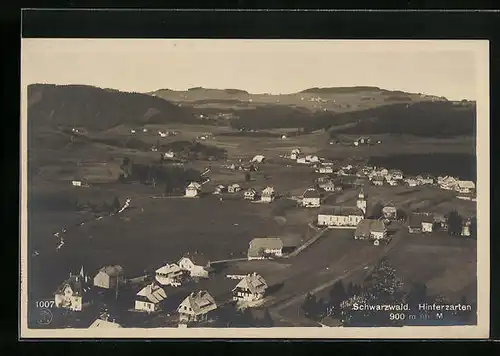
[20,39,490,339]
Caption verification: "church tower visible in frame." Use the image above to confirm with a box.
[357,188,367,215]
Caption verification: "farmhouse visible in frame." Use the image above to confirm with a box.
[260,186,276,203]
[408,213,435,233]
[248,237,283,260]
[185,182,202,197]
[178,290,218,324]
[178,256,211,278]
[54,268,92,312]
[354,219,387,243]
[155,263,185,286]
[251,155,266,163]
[228,183,242,193]
[244,188,258,200]
[302,188,321,208]
[93,265,125,290]
[135,283,167,313]
[232,273,268,302]
[317,206,364,228]
[455,180,476,194]
[382,203,397,220]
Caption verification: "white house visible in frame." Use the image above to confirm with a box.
[389,169,404,180]
[247,237,283,260]
[405,178,418,187]
[72,180,82,187]
[251,155,266,163]
[54,268,91,312]
[232,273,268,302]
[318,166,334,174]
[382,204,397,220]
[297,157,308,164]
[135,283,167,313]
[317,206,364,227]
[185,182,202,197]
[302,188,321,208]
[306,155,319,163]
[178,256,210,278]
[155,263,185,286]
[438,176,458,190]
[213,185,226,195]
[244,188,258,200]
[164,151,175,159]
[228,184,242,193]
[260,186,276,203]
[290,149,301,160]
[354,219,387,243]
[455,180,475,194]
[408,213,435,233]
[93,265,125,289]
[177,290,217,324]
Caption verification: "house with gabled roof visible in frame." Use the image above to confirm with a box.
[155,263,186,286]
[260,186,276,203]
[247,237,283,260]
[244,188,258,200]
[135,282,167,313]
[354,219,387,245]
[54,267,92,312]
[382,203,397,220]
[232,273,268,302]
[93,265,125,290]
[178,255,212,278]
[302,188,321,208]
[185,182,202,197]
[408,213,434,233]
[177,290,218,324]
[228,183,242,193]
[317,206,364,228]
[319,181,336,192]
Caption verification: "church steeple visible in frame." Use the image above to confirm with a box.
[357,188,367,215]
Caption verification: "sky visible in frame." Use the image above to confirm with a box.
[21,39,487,101]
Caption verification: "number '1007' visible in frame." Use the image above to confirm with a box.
[36,301,55,308]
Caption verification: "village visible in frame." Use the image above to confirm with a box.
[40,138,478,329]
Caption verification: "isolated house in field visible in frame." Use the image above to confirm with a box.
[228,183,242,193]
[408,213,434,233]
[232,273,268,302]
[247,237,284,260]
[135,283,167,313]
[382,203,398,220]
[455,180,476,194]
[93,265,125,289]
[260,186,276,203]
[251,155,266,163]
[177,290,217,324]
[317,206,364,228]
[178,256,211,278]
[54,268,92,312]
[72,180,82,187]
[185,182,202,197]
[244,188,258,200]
[354,219,387,244]
[302,188,321,208]
[155,263,185,286]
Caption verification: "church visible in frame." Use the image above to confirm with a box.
[317,189,367,228]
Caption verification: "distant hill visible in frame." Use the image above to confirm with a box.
[149,86,445,113]
[329,101,476,138]
[27,84,197,132]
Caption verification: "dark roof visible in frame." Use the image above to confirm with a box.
[409,213,434,227]
[248,237,283,258]
[303,189,321,198]
[55,275,91,297]
[319,206,364,216]
[355,219,386,236]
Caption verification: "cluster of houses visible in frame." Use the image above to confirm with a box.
[184,180,277,204]
[55,261,271,328]
[437,176,476,194]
